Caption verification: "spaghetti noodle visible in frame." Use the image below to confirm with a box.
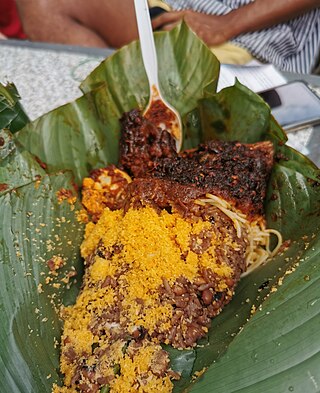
[196,193,283,276]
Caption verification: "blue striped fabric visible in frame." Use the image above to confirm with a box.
[165,0,320,73]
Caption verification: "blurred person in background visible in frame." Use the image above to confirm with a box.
[153,0,320,73]
[15,0,320,73]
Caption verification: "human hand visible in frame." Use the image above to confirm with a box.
[151,10,232,46]
[0,32,7,39]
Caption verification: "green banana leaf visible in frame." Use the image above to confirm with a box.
[0,131,85,392]
[80,22,219,117]
[0,82,30,133]
[0,129,46,194]
[0,22,319,393]
[163,82,320,392]
[17,22,219,184]
[15,85,119,185]
[173,82,320,392]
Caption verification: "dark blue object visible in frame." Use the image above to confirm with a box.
[149,6,167,30]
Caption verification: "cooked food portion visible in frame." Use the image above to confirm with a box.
[81,165,132,222]
[152,139,274,220]
[120,109,273,219]
[119,109,177,178]
[55,109,280,393]
[56,195,246,392]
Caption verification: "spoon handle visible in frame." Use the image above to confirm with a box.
[134,0,159,90]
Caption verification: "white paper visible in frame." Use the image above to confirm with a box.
[218,63,287,93]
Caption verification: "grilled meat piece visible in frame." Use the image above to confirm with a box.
[152,140,274,219]
[119,110,273,219]
[125,178,203,217]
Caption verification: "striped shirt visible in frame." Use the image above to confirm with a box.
[165,0,320,73]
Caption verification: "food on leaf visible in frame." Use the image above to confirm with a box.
[55,109,281,393]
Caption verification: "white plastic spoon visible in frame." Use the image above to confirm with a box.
[134,0,182,152]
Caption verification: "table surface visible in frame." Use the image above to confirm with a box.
[0,38,319,167]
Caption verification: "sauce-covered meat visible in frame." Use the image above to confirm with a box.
[153,140,274,219]
[119,109,274,220]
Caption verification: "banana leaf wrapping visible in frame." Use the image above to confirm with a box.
[0,82,29,133]
[0,23,319,393]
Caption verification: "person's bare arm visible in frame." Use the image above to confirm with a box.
[16,0,138,48]
[152,0,320,46]
[16,0,107,46]
[223,0,320,36]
